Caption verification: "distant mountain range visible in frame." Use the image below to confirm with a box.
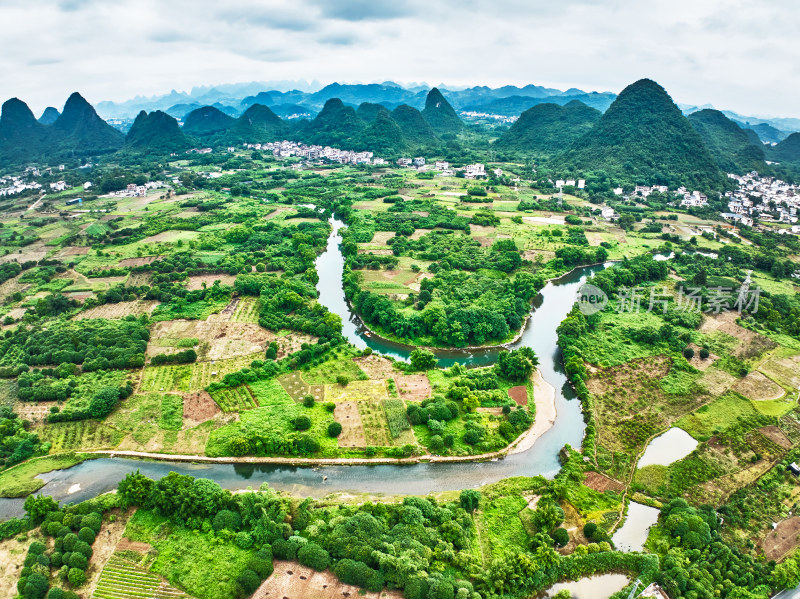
[2,80,800,191]
[0,89,460,163]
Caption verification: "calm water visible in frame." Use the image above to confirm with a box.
[611,502,661,552]
[546,574,630,599]
[0,217,608,519]
[637,427,698,468]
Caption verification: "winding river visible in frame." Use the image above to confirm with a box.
[0,217,608,519]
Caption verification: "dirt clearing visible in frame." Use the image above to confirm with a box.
[335,402,366,448]
[75,300,159,320]
[0,530,42,598]
[763,517,800,562]
[584,471,625,493]
[117,256,160,267]
[353,355,397,379]
[734,371,786,401]
[183,391,221,423]
[758,426,793,449]
[254,561,403,599]
[699,312,776,359]
[186,274,237,290]
[508,385,528,406]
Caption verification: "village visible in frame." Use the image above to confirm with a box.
[723,171,800,231]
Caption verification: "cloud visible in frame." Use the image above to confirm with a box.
[318,32,360,46]
[0,0,797,119]
[309,0,417,21]
[217,5,317,31]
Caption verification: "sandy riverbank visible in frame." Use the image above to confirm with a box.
[509,369,557,455]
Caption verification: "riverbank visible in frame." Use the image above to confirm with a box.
[0,453,92,498]
[510,369,557,455]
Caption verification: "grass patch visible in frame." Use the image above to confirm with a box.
[632,464,668,497]
[160,394,184,430]
[478,496,528,560]
[383,398,411,439]
[124,509,252,599]
[676,392,760,440]
[0,453,90,498]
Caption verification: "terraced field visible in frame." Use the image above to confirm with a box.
[140,365,192,393]
[38,420,124,451]
[94,554,189,599]
[358,400,393,446]
[230,296,260,322]
[210,385,258,412]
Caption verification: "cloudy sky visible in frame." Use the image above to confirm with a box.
[2,0,798,118]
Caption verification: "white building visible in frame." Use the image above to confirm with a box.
[412,157,425,167]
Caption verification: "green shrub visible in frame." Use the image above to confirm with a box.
[212,509,241,532]
[67,568,85,587]
[303,394,315,407]
[77,527,95,544]
[23,572,49,599]
[552,527,570,547]
[235,531,253,549]
[272,538,298,560]
[297,542,330,571]
[246,555,274,579]
[237,569,261,594]
[328,421,342,437]
[68,553,87,570]
[683,346,695,359]
[292,415,311,431]
[29,541,46,555]
[46,588,64,599]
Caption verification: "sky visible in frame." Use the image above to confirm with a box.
[1,0,798,118]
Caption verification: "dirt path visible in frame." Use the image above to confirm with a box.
[509,369,556,455]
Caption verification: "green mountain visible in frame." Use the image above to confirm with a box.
[391,104,438,145]
[182,106,236,137]
[51,92,124,156]
[0,98,49,162]
[225,104,285,143]
[125,110,192,154]
[747,122,789,144]
[771,132,800,164]
[421,88,463,135]
[558,79,725,190]
[359,111,408,155]
[356,102,391,124]
[38,107,60,125]
[687,109,766,174]
[300,98,365,147]
[495,100,600,154]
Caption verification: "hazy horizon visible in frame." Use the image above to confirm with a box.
[1,0,798,119]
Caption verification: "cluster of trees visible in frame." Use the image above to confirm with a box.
[239,273,343,342]
[386,231,523,274]
[0,407,45,468]
[653,499,775,599]
[0,319,149,371]
[349,271,543,347]
[45,382,133,423]
[150,348,197,366]
[17,495,107,599]
[117,471,484,599]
